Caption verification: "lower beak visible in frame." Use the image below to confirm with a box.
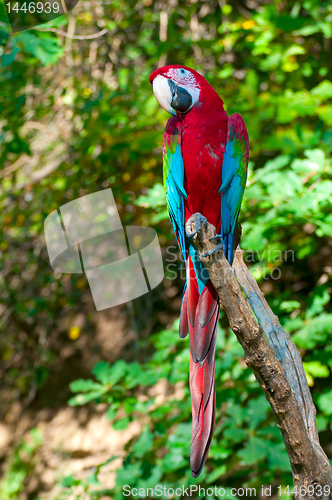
[152,75,193,116]
[168,80,193,114]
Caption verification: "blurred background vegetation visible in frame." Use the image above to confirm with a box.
[1,0,332,498]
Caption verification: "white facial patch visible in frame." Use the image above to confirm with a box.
[167,68,201,111]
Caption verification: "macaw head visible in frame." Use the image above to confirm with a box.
[149,65,218,117]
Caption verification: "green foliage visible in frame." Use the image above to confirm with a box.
[68,358,160,422]
[68,323,188,432]
[59,321,293,497]
[0,428,42,500]
[134,183,168,223]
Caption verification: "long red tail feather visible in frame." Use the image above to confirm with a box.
[179,252,219,476]
[190,327,217,477]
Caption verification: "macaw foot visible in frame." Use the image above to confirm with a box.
[209,233,223,242]
[185,213,207,240]
[202,235,224,258]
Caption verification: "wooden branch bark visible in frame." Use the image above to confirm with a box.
[185,213,332,500]
[232,250,330,467]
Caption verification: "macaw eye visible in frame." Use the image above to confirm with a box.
[179,68,186,75]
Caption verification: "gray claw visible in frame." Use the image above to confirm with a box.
[186,213,207,239]
[202,241,224,258]
[209,233,223,243]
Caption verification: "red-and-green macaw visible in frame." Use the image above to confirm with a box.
[149,65,249,477]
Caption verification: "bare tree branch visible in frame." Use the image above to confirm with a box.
[233,250,329,465]
[0,155,28,178]
[185,213,332,500]
[33,27,108,40]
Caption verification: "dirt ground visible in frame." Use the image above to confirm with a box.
[1,306,148,499]
[0,285,182,500]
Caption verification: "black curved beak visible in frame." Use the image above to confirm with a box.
[168,80,193,113]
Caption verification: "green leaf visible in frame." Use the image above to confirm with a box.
[316,415,328,432]
[279,300,301,312]
[136,466,162,490]
[87,472,100,486]
[247,395,269,429]
[292,314,332,349]
[1,46,20,67]
[92,360,128,386]
[268,444,290,472]
[306,288,330,319]
[68,389,107,406]
[206,465,227,484]
[124,363,144,388]
[106,406,117,421]
[123,396,138,414]
[113,417,130,430]
[223,427,248,443]
[92,360,113,384]
[317,391,332,416]
[17,32,64,65]
[30,427,43,446]
[115,463,142,488]
[61,474,81,488]
[69,379,103,393]
[238,437,268,465]
[226,403,248,426]
[304,148,325,169]
[135,183,166,208]
[160,451,187,472]
[132,428,154,458]
[303,361,329,378]
[275,15,305,31]
[311,80,332,99]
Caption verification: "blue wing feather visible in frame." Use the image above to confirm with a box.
[163,118,187,261]
[220,113,249,263]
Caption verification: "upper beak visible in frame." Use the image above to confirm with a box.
[152,75,193,116]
